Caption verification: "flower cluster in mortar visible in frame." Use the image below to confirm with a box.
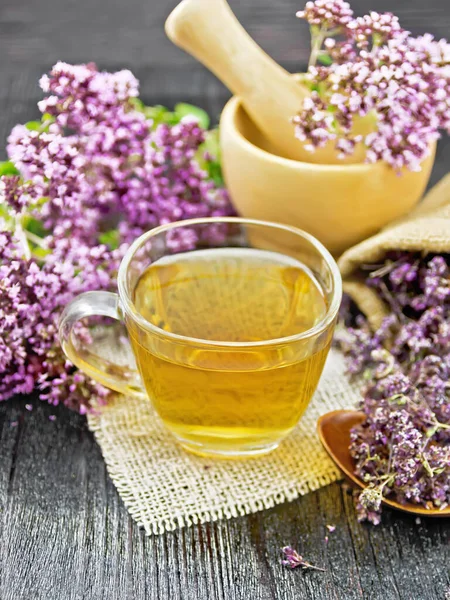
[0,62,234,413]
[338,252,450,523]
[295,1,450,171]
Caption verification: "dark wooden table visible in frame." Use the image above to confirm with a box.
[1,1,450,598]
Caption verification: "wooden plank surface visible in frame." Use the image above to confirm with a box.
[1,0,450,71]
[1,0,450,598]
[0,398,449,600]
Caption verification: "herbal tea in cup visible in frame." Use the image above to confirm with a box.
[59,218,342,458]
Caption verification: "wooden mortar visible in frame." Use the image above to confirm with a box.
[220,97,436,256]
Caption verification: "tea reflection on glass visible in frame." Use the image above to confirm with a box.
[59,218,342,458]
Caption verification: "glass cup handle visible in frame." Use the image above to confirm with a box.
[58,291,146,398]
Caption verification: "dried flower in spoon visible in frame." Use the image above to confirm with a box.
[338,252,450,523]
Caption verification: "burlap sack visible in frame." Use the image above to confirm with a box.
[338,174,450,329]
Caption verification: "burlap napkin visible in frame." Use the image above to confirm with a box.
[339,174,450,328]
[87,349,360,535]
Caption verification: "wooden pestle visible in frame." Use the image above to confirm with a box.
[165,0,366,164]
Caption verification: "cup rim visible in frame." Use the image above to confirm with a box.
[118,217,342,348]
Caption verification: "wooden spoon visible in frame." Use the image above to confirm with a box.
[165,0,367,164]
[318,410,450,518]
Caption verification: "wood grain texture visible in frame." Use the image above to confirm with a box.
[1,0,450,598]
[1,0,450,70]
[0,399,449,600]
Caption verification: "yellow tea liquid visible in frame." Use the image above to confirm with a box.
[130,248,331,456]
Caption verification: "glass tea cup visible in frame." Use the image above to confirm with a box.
[59,217,342,458]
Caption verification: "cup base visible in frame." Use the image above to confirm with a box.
[173,434,281,459]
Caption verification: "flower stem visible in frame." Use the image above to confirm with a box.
[308,26,327,69]
[15,218,31,261]
[25,230,48,248]
[303,562,326,572]
[435,421,450,430]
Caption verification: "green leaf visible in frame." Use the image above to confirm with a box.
[317,53,333,66]
[174,103,210,129]
[129,97,147,112]
[26,196,49,213]
[0,203,12,219]
[207,163,224,187]
[388,394,408,406]
[32,246,51,259]
[426,425,439,438]
[196,129,225,186]
[135,102,182,128]
[148,105,177,127]
[24,116,55,133]
[421,457,434,477]
[0,161,19,176]
[99,229,120,250]
[372,33,382,48]
[23,216,47,238]
[25,121,43,131]
[362,368,372,380]
[203,128,220,158]
[132,100,211,130]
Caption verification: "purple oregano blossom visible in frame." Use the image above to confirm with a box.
[0,62,233,412]
[295,1,450,171]
[338,252,450,523]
